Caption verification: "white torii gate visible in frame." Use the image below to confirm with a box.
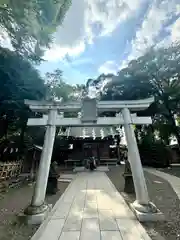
[24,97,163,224]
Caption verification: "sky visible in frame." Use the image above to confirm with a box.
[38,0,180,85]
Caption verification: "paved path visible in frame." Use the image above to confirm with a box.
[145,168,180,199]
[31,172,152,240]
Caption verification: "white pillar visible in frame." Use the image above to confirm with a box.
[122,108,149,205]
[31,109,57,207]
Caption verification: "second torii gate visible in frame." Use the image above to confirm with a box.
[24,97,163,224]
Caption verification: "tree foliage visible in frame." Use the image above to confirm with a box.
[0,46,46,144]
[0,0,72,61]
[96,43,180,147]
[45,68,85,102]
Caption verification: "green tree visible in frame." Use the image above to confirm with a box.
[0,0,72,61]
[100,43,180,147]
[45,69,85,102]
[0,46,46,147]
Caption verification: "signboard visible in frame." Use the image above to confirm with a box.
[81,98,97,123]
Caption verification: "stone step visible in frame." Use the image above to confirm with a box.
[73,166,109,172]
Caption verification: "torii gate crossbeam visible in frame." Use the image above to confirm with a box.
[27,116,152,126]
[24,97,154,112]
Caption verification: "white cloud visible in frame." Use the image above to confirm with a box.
[176,4,180,14]
[121,0,180,68]
[0,30,14,51]
[85,0,143,38]
[98,60,119,74]
[44,41,85,61]
[170,18,180,41]
[156,18,180,49]
[44,0,143,62]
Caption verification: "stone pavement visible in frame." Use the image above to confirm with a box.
[31,172,152,240]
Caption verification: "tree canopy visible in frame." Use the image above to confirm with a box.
[97,42,180,147]
[0,46,46,144]
[0,0,74,159]
[45,68,85,102]
[0,0,72,61]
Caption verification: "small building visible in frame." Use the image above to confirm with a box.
[22,145,42,175]
[57,126,122,166]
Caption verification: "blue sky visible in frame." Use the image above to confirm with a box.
[38,0,180,84]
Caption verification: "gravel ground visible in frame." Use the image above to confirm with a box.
[107,166,180,240]
[0,180,69,240]
[159,166,180,178]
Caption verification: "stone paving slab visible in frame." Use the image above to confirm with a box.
[31,172,152,240]
[58,174,75,182]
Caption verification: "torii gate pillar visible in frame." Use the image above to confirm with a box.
[24,109,57,224]
[122,108,164,221]
[122,108,149,203]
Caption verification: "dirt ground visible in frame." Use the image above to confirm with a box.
[0,180,69,240]
[160,165,180,178]
[107,166,180,240]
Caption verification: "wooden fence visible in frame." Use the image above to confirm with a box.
[0,161,23,181]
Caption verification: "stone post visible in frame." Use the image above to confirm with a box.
[121,108,163,221]
[24,109,57,224]
[123,149,135,194]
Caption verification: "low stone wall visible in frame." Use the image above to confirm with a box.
[0,161,23,181]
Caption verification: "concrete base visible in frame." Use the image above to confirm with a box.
[20,204,52,225]
[130,201,164,222]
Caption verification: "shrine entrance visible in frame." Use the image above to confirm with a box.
[24,97,163,224]
[83,143,95,158]
[63,133,120,167]
[82,140,116,166]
